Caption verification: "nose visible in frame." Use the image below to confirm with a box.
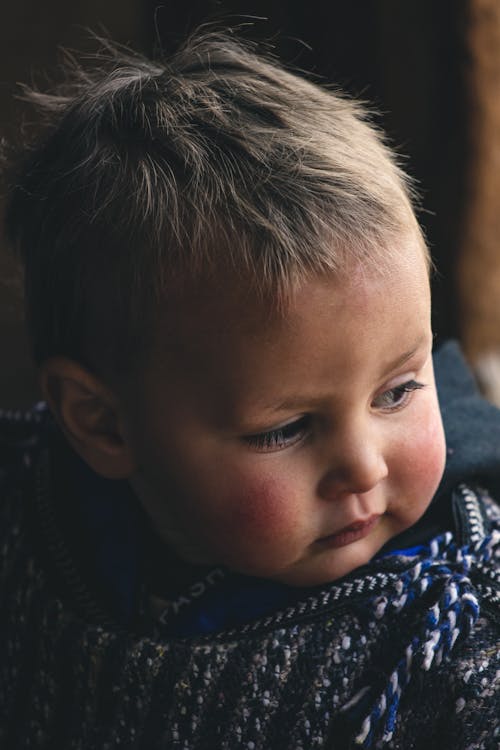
[317,423,389,500]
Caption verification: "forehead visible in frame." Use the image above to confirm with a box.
[152,237,430,385]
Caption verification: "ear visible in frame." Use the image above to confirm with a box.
[39,357,137,479]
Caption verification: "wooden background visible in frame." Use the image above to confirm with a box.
[1,0,497,405]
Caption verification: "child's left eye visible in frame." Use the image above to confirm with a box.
[372,379,425,410]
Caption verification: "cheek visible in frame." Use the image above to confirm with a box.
[221,475,299,536]
[205,474,305,566]
[395,399,446,513]
[415,403,446,485]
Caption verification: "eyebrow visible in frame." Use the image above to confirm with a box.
[258,334,430,417]
[380,334,430,377]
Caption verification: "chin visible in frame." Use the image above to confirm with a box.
[277,542,385,588]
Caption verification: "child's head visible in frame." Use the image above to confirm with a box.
[5,30,445,585]
[6,30,428,381]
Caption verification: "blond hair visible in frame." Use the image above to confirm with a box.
[5,30,426,379]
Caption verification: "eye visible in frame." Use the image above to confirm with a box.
[242,415,311,452]
[372,379,425,411]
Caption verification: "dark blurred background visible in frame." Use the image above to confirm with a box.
[2,0,498,405]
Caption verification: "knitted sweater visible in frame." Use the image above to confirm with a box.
[0,342,499,749]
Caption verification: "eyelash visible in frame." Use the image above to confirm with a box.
[243,415,311,452]
[242,380,425,453]
[371,379,425,410]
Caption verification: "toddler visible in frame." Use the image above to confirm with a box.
[0,30,498,749]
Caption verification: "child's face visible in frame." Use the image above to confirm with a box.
[125,238,446,586]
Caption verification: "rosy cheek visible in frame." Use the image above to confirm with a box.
[217,475,300,543]
[419,409,446,479]
[400,404,446,503]
[227,479,293,536]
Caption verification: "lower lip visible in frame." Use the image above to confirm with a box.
[317,515,381,549]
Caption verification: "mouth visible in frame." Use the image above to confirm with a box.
[317,514,381,549]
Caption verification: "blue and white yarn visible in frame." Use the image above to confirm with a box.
[342,531,496,748]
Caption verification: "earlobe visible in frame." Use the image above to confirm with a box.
[39,357,137,479]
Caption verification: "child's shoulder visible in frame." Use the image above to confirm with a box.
[0,402,50,566]
[0,404,51,525]
[0,402,48,467]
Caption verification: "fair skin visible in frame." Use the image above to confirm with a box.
[119,237,446,587]
[41,235,446,588]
